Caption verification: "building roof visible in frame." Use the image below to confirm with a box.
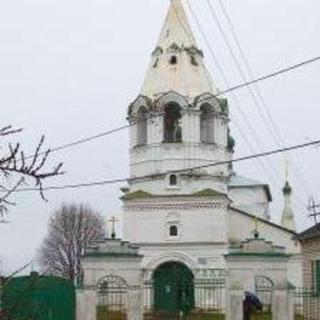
[228,175,272,202]
[230,206,297,236]
[296,224,320,241]
[141,0,218,100]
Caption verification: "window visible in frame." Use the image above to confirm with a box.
[200,104,215,143]
[164,103,182,143]
[191,55,198,66]
[312,260,320,294]
[169,174,177,186]
[170,55,177,65]
[169,225,178,237]
[136,107,148,146]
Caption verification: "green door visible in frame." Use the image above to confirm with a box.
[153,262,194,314]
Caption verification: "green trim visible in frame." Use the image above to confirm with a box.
[226,252,290,258]
[283,181,292,195]
[219,98,229,115]
[121,189,225,200]
[193,188,224,196]
[84,252,143,258]
[121,190,153,200]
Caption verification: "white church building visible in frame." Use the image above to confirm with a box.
[77,1,301,319]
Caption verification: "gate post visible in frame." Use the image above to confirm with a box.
[127,286,143,320]
[76,288,97,320]
[288,288,295,320]
[272,288,292,320]
[226,287,243,320]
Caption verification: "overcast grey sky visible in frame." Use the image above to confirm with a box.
[1,0,320,274]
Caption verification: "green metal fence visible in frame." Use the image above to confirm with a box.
[143,279,225,320]
[2,272,75,320]
[97,275,127,320]
[294,288,320,320]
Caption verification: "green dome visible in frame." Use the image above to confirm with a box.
[283,181,292,195]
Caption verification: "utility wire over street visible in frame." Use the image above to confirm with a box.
[8,138,320,193]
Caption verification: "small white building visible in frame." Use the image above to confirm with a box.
[78,1,302,318]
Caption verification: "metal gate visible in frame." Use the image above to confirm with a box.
[252,276,273,319]
[144,265,225,320]
[294,288,320,320]
[97,275,127,320]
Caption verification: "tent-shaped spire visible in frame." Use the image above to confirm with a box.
[141,0,218,100]
[157,0,197,49]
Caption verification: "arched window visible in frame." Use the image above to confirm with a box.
[169,174,178,186]
[169,225,178,237]
[98,275,127,319]
[200,104,215,143]
[136,107,148,146]
[164,103,182,143]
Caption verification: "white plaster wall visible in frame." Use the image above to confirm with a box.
[229,208,300,254]
[123,198,228,244]
[82,257,143,288]
[127,175,227,196]
[139,243,229,273]
[226,257,288,290]
[130,143,229,178]
[229,186,269,219]
[229,208,302,287]
[287,255,303,288]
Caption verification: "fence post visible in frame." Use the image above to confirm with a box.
[226,287,243,320]
[287,288,295,320]
[272,289,290,320]
[127,286,143,320]
[0,281,2,316]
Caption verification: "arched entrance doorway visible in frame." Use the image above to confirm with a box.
[153,262,194,314]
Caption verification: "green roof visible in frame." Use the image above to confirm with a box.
[121,188,225,200]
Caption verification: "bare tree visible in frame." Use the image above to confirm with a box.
[0,126,63,217]
[39,203,105,283]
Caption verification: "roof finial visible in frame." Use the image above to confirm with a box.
[281,157,296,231]
[109,216,119,240]
[253,216,260,239]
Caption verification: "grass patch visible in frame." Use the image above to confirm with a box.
[250,312,272,320]
[97,306,126,320]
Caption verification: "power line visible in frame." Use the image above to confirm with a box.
[213,0,314,202]
[20,53,320,162]
[24,124,132,160]
[205,0,312,204]
[184,0,282,188]
[9,138,320,193]
[185,0,318,208]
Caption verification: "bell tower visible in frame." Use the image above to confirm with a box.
[126,0,233,198]
[122,0,232,252]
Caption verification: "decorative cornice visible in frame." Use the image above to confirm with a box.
[124,201,227,212]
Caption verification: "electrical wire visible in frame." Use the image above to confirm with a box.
[215,0,314,199]
[8,138,320,193]
[205,0,312,205]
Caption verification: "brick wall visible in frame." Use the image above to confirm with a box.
[301,237,320,288]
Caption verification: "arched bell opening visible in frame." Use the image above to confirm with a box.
[200,103,215,144]
[136,106,148,146]
[163,103,182,143]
